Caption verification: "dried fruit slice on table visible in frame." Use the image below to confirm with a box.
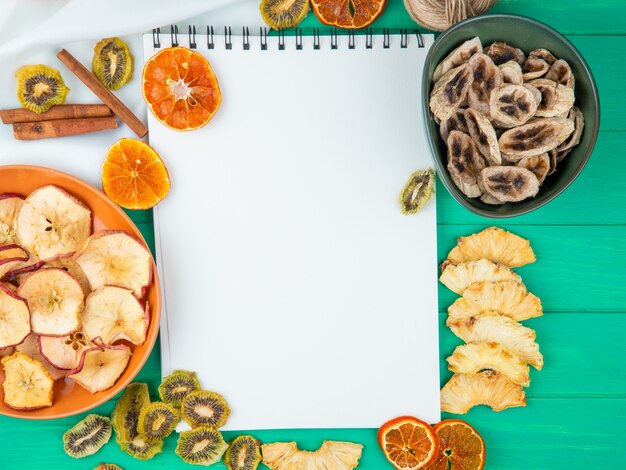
[92,37,133,90]
[176,426,228,466]
[82,286,148,345]
[102,138,170,210]
[0,193,24,246]
[120,435,163,460]
[158,369,201,407]
[181,389,231,428]
[444,227,535,268]
[0,282,30,349]
[68,342,131,393]
[15,333,67,381]
[426,419,486,470]
[260,0,309,30]
[399,168,435,215]
[262,441,363,470]
[39,330,92,370]
[63,414,112,458]
[137,401,180,443]
[75,230,152,298]
[17,268,84,336]
[15,65,69,113]
[224,435,262,470]
[433,37,482,83]
[378,416,438,469]
[1,351,54,409]
[16,185,92,260]
[112,382,151,443]
[143,47,221,131]
[0,244,29,278]
[94,464,122,470]
[447,342,530,387]
[441,370,526,414]
[439,259,521,295]
[310,0,387,29]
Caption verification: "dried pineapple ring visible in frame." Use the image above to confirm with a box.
[39,330,92,370]
[75,230,152,298]
[447,342,530,387]
[1,351,54,410]
[15,333,67,381]
[68,341,131,393]
[0,283,30,349]
[448,280,542,323]
[262,441,363,470]
[440,370,526,414]
[16,185,92,260]
[17,268,84,336]
[0,244,29,278]
[0,193,25,246]
[439,259,521,295]
[444,227,536,269]
[82,286,148,345]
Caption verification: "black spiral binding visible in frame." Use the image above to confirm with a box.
[151,26,425,51]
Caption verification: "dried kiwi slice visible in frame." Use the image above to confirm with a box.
[399,168,435,215]
[112,382,150,443]
[63,414,112,458]
[119,435,163,460]
[94,464,123,470]
[138,402,180,443]
[158,369,201,407]
[176,426,228,466]
[15,65,69,114]
[92,38,133,90]
[181,390,231,429]
[260,0,309,30]
[224,435,262,470]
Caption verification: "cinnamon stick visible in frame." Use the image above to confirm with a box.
[0,104,112,124]
[56,49,148,138]
[13,116,118,140]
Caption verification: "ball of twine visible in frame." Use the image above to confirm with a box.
[403,0,499,31]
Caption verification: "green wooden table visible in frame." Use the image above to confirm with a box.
[2,1,625,468]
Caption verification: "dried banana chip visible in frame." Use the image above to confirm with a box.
[522,57,550,80]
[484,42,525,66]
[531,80,574,118]
[478,166,540,202]
[448,280,542,323]
[447,313,544,369]
[430,64,472,122]
[440,370,526,414]
[545,59,575,88]
[433,36,482,82]
[464,109,501,166]
[489,85,539,128]
[447,342,530,387]
[528,48,557,65]
[444,227,536,268]
[517,153,551,185]
[557,106,584,153]
[439,108,468,141]
[467,53,502,116]
[498,61,523,85]
[399,168,435,215]
[446,130,486,198]
[439,259,521,295]
[498,118,575,158]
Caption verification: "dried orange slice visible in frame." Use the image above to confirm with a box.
[426,419,486,470]
[102,138,170,210]
[142,47,221,131]
[378,416,439,469]
[310,0,387,29]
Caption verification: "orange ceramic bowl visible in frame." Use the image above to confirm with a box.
[0,165,160,419]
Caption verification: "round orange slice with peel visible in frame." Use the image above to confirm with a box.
[102,138,170,210]
[378,416,439,469]
[426,419,486,470]
[310,0,387,29]
[142,47,221,131]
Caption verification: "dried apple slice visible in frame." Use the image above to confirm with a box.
[68,341,131,393]
[17,268,84,336]
[82,286,148,345]
[39,330,92,370]
[44,253,91,296]
[75,230,152,298]
[1,351,54,409]
[439,259,521,295]
[15,333,67,380]
[0,244,29,278]
[16,185,92,260]
[0,283,30,349]
[0,193,25,246]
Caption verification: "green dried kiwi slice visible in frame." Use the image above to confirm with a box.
[111,382,150,443]
[181,390,231,429]
[158,369,201,408]
[399,168,435,215]
[224,435,262,470]
[63,414,112,458]
[119,435,163,461]
[94,465,123,470]
[16,65,69,114]
[260,0,309,30]
[92,37,133,90]
[176,426,228,466]
[138,402,180,443]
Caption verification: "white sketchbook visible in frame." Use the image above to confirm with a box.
[144,28,439,430]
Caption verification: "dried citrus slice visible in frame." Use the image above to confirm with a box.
[310,0,387,29]
[378,416,439,469]
[102,138,170,210]
[426,420,485,470]
[142,47,221,131]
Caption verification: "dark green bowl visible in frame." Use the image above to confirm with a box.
[422,14,600,218]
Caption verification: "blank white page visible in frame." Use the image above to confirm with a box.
[144,30,439,430]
